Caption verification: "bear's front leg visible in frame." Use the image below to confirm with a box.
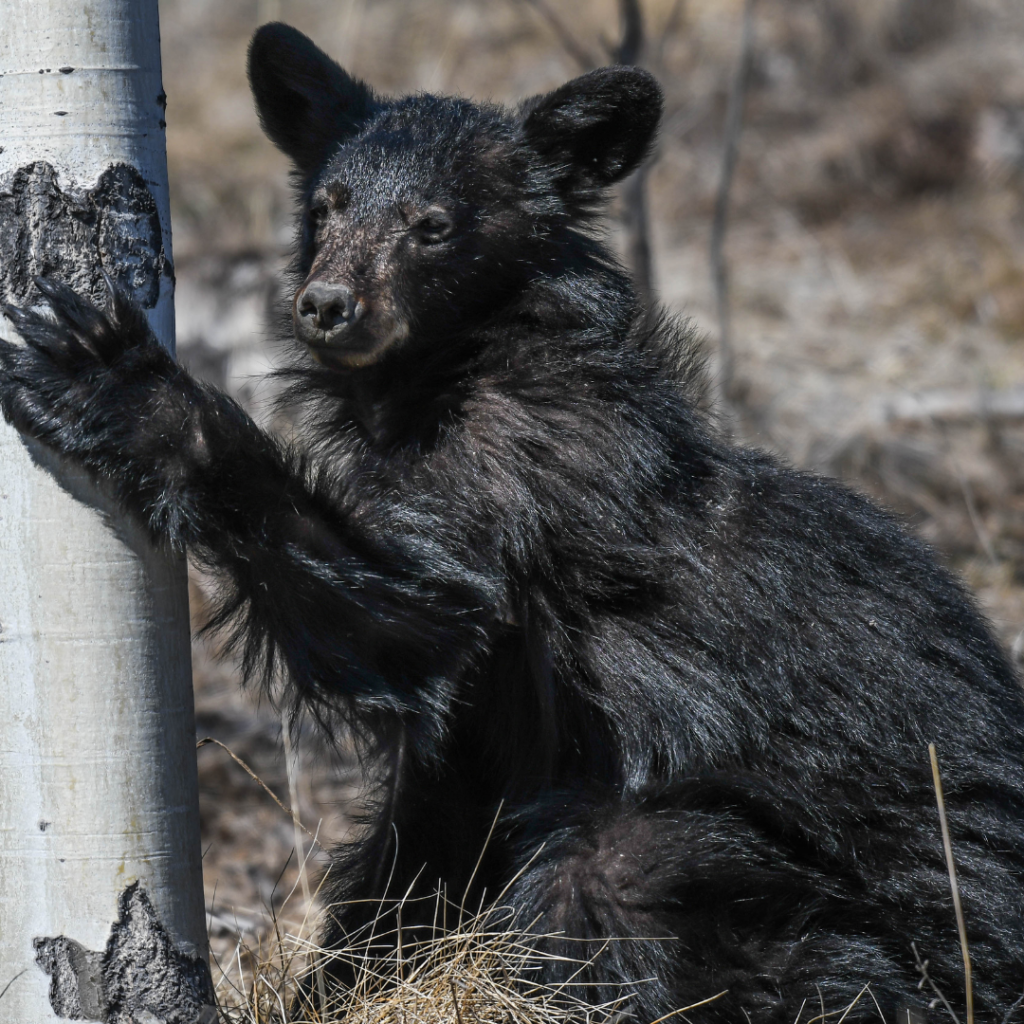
[0,278,500,732]
[0,277,290,547]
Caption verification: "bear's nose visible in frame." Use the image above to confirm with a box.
[296,280,364,334]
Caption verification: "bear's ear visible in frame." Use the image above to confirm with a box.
[521,66,663,193]
[248,23,379,174]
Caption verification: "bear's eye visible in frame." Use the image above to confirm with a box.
[413,210,455,245]
[309,203,329,227]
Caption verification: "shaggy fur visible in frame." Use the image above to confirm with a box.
[2,23,1023,1022]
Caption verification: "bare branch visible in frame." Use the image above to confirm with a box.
[622,164,655,310]
[196,736,324,847]
[614,0,656,307]
[510,0,658,306]
[654,0,687,70]
[873,386,1024,427]
[710,0,756,402]
[281,711,312,907]
[510,0,599,71]
[613,0,644,65]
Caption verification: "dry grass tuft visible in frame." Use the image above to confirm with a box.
[212,889,642,1024]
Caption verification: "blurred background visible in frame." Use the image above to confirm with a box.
[156,0,1024,975]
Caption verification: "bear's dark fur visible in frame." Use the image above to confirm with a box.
[1,22,1023,1022]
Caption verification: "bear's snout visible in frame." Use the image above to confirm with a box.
[294,279,366,344]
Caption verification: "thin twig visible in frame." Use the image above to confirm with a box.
[196,736,322,846]
[710,0,756,402]
[614,0,656,308]
[510,0,599,70]
[0,970,26,1005]
[912,940,960,1024]
[889,392,1001,566]
[956,467,998,567]
[929,743,974,1024]
[936,416,998,567]
[1000,986,1024,1024]
[281,712,312,907]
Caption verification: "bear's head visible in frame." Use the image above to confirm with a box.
[248,23,662,370]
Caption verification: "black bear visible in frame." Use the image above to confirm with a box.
[1,21,1023,1023]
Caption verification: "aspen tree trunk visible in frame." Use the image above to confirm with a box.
[0,3,211,1021]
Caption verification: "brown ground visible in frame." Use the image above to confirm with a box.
[155,0,1024,981]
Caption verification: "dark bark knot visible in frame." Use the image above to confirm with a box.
[0,161,172,312]
[33,882,215,1024]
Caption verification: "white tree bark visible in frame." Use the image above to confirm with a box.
[0,2,210,1021]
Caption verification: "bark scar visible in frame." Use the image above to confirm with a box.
[0,161,172,312]
[34,882,215,1024]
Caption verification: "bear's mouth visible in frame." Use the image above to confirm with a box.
[292,280,411,368]
[301,320,410,370]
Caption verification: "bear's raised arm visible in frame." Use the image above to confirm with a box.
[0,280,499,748]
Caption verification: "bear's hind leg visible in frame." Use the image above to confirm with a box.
[504,792,915,1024]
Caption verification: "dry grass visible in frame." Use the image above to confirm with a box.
[213,891,647,1024]
[210,901,913,1024]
